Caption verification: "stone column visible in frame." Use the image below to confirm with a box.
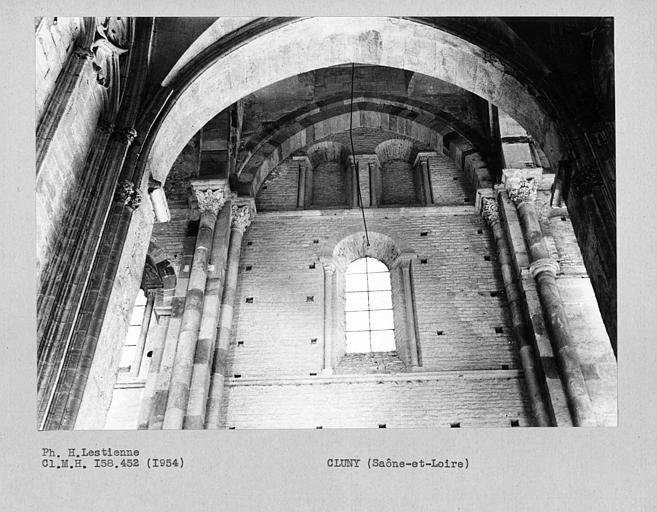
[184,197,234,429]
[505,174,596,426]
[129,289,155,377]
[38,18,152,430]
[392,253,420,367]
[481,197,552,426]
[294,156,308,208]
[321,259,337,373]
[148,267,190,430]
[368,162,378,206]
[413,156,433,206]
[162,185,226,429]
[205,202,254,429]
[137,301,170,429]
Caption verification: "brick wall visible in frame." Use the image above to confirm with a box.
[255,160,299,211]
[311,162,347,206]
[98,146,539,428]
[221,205,526,427]
[221,374,531,428]
[427,153,475,205]
[380,160,417,205]
[256,153,476,212]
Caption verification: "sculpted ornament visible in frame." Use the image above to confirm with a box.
[529,258,560,279]
[506,176,537,206]
[481,197,500,226]
[231,205,252,233]
[195,189,225,216]
[115,180,142,210]
[88,17,133,121]
[571,166,604,196]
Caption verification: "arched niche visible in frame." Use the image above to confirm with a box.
[375,139,421,205]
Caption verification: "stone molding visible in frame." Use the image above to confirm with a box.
[115,180,142,210]
[481,197,500,225]
[391,251,417,269]
[116,127,137,143]
[529,257,560,278]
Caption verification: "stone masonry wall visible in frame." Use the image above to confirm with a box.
[36,54,106,279]
[220,206,529,428]
[35,17,84,125]
[535,184,617,425]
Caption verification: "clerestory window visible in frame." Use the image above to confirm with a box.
[344,257,395,353]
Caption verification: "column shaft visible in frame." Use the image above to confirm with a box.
[137,308,170,429]
[297,163,306,208]
[485,200,552,426]
[516,200,596,426]
[205,226,246,429]
[322,264,336,371]
[148,278,188,429]
[422,161,433,205]
[162,209,217,429]
[400,264,419,366]
[184,200,232,428]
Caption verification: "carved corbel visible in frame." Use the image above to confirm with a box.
[481,197,500,226]
[506,175,537,206]
[115,180,142,210]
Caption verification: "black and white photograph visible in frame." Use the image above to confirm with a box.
[35,16,617,431]
[2,3,656,510]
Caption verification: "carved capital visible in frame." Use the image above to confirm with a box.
[115,180,142,210]
[74,47,94,60]
[231,204,252,233]
[529,258,560,278]
[195,188,225,217]
[322,261,337,274]
[392,251,417,269]
[481,197,500,226]
[506,176,537,206]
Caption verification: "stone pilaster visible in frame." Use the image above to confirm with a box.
[505,173,596,426]
[129,289,155,377]
[392,252,420,367]
[481,197,552,426]
[162,184,226,429]
[41,18,155,429]
[293,156,310,209]
[413,153,436,205]
[137,301,170,429]
[321,258,337,373]
[205,200,254,429]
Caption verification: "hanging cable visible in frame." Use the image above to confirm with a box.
[349,63,370,246]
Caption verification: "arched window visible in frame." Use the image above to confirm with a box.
[345,257,395,353]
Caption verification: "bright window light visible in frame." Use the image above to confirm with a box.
[345,257,395,353]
